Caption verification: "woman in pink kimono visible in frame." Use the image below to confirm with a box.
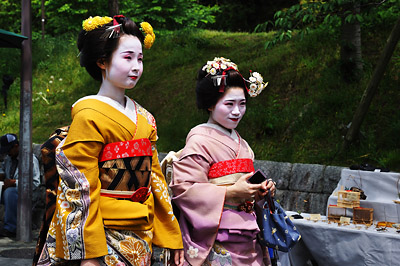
[170,57,276,266]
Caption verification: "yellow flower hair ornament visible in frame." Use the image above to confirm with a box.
[140,22,156,49]
[82,16,112,32]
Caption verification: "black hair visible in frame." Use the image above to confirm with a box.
[195,67,248,111]
[77,15,144,81]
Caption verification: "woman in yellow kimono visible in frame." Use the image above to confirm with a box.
[37,15,183,266]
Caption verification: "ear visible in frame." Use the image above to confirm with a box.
[96,58,106,70]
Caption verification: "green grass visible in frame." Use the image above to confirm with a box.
[0,26,399,171]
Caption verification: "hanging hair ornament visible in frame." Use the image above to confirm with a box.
[140,22,156,49]
[101,15,125,39]
[82,16,113,32]
[246,70,268,97]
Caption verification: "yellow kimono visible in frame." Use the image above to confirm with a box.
[38,95,182,266]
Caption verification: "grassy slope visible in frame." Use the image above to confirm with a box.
[0,27,399,171]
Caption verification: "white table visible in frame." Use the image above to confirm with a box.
[285,169,400,266]
[327,169,400,223]
[287,213,400,266]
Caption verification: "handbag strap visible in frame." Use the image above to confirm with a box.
[264,189,276,213]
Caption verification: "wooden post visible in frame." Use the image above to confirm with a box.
[18,0,33,242]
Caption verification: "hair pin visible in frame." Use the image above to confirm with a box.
[211,75,228,87]
[101,24,123,39]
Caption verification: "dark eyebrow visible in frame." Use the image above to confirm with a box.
[223,98,246,102]
[121,51,143,56]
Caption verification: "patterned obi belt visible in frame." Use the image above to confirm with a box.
[208,158,255,213]
[99,138,152,203]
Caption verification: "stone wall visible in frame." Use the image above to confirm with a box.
[254,160,344,215]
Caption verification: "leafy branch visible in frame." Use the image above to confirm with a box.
[255,0,398,49]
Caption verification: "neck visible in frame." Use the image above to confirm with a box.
[97,83,126,107]
[206,118,233,134]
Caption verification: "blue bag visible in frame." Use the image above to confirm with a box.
[259,191,301,252]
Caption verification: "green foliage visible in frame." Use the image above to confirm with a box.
[255,0,400,48]
[0,1,21,33]
[120,0,219,30]
[41,0,107,35]
[0,0,219,36]
[202,0,299,32]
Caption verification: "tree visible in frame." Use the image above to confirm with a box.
[339,1,363,81]
[108,0,119,17]
[0,0,220,35]
[120,0,219,30]
[255,0,399,81]
[197,0,298,32]
[343,16,400,149]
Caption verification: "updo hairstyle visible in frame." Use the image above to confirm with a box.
[195,68,248,111]
[77,16,144,81]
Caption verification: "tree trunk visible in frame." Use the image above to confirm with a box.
[340,3,363,82]
[342,16,400,150]
[41,0,45,39]
[108,0,119,17]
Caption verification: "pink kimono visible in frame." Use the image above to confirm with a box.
[170,123,265,266]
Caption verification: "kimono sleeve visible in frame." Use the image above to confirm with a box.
[53,108,108,260]
[170,135,227,265]
[171,153,226,234]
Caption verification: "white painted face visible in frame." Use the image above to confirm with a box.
[208,87,246,130]
[104,35,143,90]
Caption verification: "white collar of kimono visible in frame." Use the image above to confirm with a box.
[202,122,239,142]
[73,95,137,124]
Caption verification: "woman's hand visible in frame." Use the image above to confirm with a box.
[226,172,263,200]
[171,249,184,266]
[257,178,276,200]
[80,259,100,266]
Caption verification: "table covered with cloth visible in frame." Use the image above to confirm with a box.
[327,169,400,223]
[287,213,400,266]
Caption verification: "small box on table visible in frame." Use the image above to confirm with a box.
[337,190,360,208]
[353,207,373,225]
[327,205,349,222]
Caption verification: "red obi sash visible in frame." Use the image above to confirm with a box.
[208,158,254,178]
[99,138,152,162]
[100,187,151,203]
[99,138,153,203]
